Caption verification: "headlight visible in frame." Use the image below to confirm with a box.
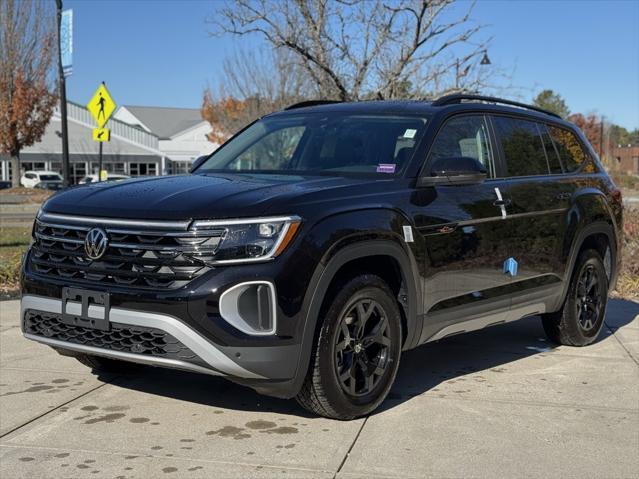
[190,216,301,265]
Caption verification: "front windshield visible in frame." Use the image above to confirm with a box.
[197,113,429,176]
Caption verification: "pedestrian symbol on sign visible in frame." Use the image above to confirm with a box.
[87,83,115,128]
[97,93,106,123]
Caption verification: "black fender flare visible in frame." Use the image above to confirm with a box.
[288,240,422,397]
[557,221,618,310]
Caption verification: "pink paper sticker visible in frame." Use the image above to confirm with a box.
[376,163,396,174]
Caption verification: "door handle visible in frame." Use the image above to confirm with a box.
[493,198,512,207]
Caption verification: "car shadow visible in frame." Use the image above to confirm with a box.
[102,298,638,419]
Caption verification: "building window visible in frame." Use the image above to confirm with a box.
[70,162,87,184]
[130,162,157,176]
[21,161,47,172]
[169,160,191,175]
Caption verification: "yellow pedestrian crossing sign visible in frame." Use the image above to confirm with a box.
[87,83,116,128]
[92,128,110,142]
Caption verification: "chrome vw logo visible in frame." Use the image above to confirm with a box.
[84,227,109,260]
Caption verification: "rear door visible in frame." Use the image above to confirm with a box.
[412,114,514,343]
[491,115,570,319]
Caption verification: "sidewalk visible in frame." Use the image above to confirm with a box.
[1,299,638,478]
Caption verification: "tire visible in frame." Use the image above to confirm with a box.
[296,274,402,420]
[542,249,609,346]
[75,354,141,373]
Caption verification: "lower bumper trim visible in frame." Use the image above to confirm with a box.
[24,333,223,376]
[21,294,265,379]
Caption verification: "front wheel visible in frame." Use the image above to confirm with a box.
[296,274,402,420]
[542,249,609,346]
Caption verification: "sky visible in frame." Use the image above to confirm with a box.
[62,0,639,129]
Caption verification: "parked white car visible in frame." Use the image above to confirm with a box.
[20,171,63,188]
[78,173,131,184]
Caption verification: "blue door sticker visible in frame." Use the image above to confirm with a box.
[503,257,518,277]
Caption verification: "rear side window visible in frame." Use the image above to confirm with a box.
[494,117,548,177]
[547,126,588,172]
[428,115,495,177]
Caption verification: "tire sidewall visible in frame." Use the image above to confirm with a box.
[317,277,402,417]
[566,251,609,342]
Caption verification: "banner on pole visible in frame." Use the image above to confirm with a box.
[60,9,73,77]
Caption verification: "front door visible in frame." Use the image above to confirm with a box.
[410,114,514,343]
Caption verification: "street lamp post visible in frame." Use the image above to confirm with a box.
[455,50,491,92]
[55,0,70,187]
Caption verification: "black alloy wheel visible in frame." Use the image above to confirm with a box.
[575,263,604,332]
[335,299,392,397]
[541,249,609,347]
[296,274,402,419]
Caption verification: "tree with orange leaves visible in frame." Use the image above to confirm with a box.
[0,0,58,186]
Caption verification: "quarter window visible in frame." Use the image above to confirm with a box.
[428,115,494,177]
[539,124,563,174]
[547,126,588,173]
[494,117,549,177]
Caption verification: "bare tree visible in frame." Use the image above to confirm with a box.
[202,47,315,142]
[0,0,57,186]
[208,0,498,101]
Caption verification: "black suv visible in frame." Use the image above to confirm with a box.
[21,94,623,419]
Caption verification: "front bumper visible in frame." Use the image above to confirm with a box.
[22,295,267,378]
[21,293,304,399]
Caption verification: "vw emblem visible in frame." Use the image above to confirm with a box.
[85,227,109,260]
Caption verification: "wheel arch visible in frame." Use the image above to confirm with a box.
[557,221,618,311]
[288,239,422,398]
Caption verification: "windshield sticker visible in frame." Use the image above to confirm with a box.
[403,128,417,139]
[377,164,396,174]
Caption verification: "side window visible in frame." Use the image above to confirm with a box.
[494,117,549,177]
[428,115,495,177]
[539,124,563,174]
[547,125,587,173]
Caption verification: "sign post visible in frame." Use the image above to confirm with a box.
[87,82,116,181]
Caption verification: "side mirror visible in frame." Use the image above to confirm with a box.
[418,156,487,187]
[190,155,208,173]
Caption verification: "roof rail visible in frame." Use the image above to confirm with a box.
[432,94,561,119]
[284,100,342,110]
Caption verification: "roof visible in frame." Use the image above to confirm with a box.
[120,105,206,139]
[270,98,572,126]
[19,111,161,157]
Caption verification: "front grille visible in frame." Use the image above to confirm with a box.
[24,310,202,364]
[29,214,225,289]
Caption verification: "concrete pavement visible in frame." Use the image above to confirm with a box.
[1,298,638,478]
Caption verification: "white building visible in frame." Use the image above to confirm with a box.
[114,106,217,175]
[0,101,165,184]
[0,102,218,184]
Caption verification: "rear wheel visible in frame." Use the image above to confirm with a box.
[542,249,608,346]
[296,275,402,420]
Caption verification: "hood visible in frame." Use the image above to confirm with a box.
[41,173,399,221]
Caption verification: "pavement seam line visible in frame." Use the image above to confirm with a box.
[334,416,368,479]
[0,379,114,440]
[0,444,332,474]
[605,322,639,367]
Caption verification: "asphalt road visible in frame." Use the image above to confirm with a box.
[1,299,638,479]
